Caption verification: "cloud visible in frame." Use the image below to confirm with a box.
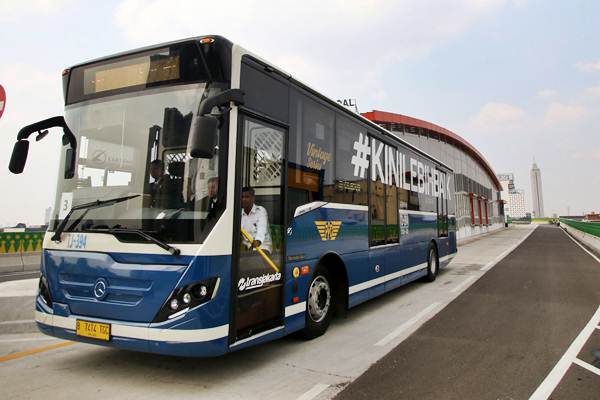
[584,85,600,97]
[573,150,600,161]
[576,59,600,72]
[543,102,586,125]
[470,102,525,131]
[114,0,514,109]
[536,89,557,99]
[0,0,72,22]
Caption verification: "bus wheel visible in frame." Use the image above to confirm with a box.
[302,267,332,339]
[425,244,438,282]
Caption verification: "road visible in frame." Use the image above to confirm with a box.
[336,225,600,400]
[0,225,598,399]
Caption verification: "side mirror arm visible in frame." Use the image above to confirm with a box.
[197,89,245,116]
[17,116,77,150]
[9,116,77,177]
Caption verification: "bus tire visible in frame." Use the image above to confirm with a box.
[302,267,332,340]
[425,244,438,282]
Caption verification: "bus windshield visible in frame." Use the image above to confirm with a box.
[51,83,228,243]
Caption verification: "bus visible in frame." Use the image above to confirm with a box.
[8,35,457,356]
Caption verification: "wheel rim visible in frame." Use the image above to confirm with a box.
[429,249,437,274]
[307,275,331,323]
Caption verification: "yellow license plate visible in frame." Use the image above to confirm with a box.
[76,320,111,341]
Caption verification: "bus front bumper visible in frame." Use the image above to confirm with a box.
[35,301,230,357]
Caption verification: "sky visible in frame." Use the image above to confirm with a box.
[1,0,599,226]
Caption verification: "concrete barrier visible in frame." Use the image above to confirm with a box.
[0,252,41,274]
[562,223,600,255]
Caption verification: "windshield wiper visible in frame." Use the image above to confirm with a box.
[51,194,140,242]
[84,227,181,256]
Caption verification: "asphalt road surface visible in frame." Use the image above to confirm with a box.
[336,225,600,400]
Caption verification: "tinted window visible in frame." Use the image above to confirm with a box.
[287,90,334,218]
[241,59,289,123]
[332,115,368,206]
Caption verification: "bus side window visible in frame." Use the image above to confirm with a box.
[287,90,334,220]
[332,115,368,207]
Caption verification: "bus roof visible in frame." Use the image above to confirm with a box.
[66,35,452,172]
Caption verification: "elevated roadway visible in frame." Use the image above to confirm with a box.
[1,225,598,399]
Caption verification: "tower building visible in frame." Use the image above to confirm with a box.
[530,161,544,218]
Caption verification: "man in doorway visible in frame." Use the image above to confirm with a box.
[241,186,272,255]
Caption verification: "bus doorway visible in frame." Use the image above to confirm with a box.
[437,171,449,238]
[232,115,287,342]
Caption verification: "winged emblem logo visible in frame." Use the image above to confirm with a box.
[314,221,342,241]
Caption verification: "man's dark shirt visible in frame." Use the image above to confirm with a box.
[150,175,179,209]
[199,196,223,221]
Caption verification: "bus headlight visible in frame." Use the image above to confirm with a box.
[153,278,218,322]
[38,276,53,307]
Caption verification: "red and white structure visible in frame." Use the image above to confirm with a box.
[362,110,504,241]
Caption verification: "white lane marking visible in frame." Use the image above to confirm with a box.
[480,226,537,271]
[0,319,35,326]
[295,383,329,400]
[0,278,38,297]
[375,302,441,347]
[561,228,600,264]
[529,305,600,400]
[450,276,477,294]
[0,337,61,343]
[573,358,600,376]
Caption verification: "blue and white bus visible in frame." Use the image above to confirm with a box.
[9,36,457,356]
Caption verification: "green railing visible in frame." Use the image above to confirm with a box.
[0,232,45,254]
[560,219,600,238]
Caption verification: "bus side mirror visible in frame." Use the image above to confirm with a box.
[189,115,219,158]
[64,148,76,179]
[188,89,245,159]
[8,116,78,177]
[8,140,30,174]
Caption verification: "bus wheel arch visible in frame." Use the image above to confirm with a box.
[302,252,348,339]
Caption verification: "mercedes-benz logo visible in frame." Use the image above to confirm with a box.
[93,278,108,300]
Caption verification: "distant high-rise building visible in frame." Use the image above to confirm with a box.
[530,161,544,218]
[44,207,52,225]
[498,173,528,218]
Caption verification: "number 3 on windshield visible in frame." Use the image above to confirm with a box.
[59,192,73,220]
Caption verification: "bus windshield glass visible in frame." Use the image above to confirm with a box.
[52,82,228,244]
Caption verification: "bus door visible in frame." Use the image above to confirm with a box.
[232,115,286,342]
[437,171,448,237]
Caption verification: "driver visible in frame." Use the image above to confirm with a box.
[149,159,174,208]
